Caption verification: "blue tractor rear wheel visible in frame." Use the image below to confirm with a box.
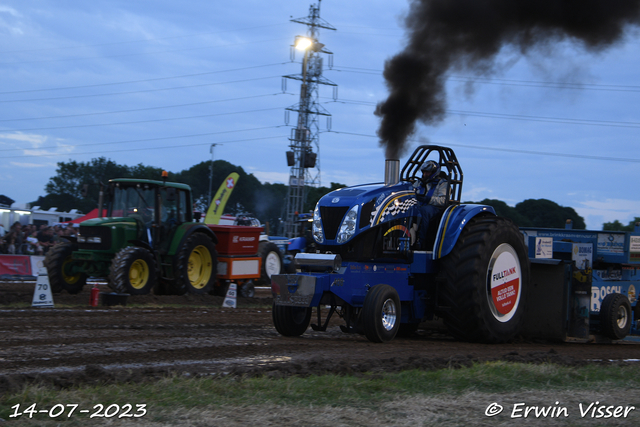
[437,216,529,343]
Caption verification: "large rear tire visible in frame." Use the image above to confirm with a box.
[44,242,86,294]
[272,303,312,336]
[176,233,217,295]
[599,293,632,340]
[258,241,283,285]
[437,216,529,343]
[109,246,157,295]
[362,284,401,343]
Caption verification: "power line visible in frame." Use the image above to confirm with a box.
[0,125,283,153]
[326,130,640,163]
[0,37,290,66]
[2,106,288,133]
[326,97,640,129]
[0,76,282,103]
[0,92,293,123]
[329,65,640,92]
[447,76,640,93]
[0,62,291,95]
[447,109,640,129]
[2,133,288,159]
[0,23,290,55]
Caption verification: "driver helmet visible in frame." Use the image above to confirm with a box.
[420,160,440,181]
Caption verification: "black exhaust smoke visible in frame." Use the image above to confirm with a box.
[376,0,640,159]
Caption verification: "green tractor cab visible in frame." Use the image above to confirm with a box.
[45,177,217,296]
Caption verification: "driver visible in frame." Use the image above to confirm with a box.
[413,160,448,249]
[140,207,153,223]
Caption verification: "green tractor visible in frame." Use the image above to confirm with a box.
[45,177,218,295]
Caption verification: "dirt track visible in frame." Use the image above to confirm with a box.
[1,280,639,394]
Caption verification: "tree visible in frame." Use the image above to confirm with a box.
[129,163,166,180]
[603,217,640,231]
[37,158,165,213]
[174,159,262,215]
[464,199,533,227]
[463,198,586,229]
[515,199,586,229]
[31,192,88,213]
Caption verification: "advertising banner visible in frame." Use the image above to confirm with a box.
[0,255,32,277]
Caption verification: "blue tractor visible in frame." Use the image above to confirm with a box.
[272,145,530,343]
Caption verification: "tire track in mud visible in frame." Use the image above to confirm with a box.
[1,282,639,394]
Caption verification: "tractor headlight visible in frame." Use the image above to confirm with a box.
[87,237,102,244]
[337,205,359,244]
[77,235,85,243]
[312,204,324,244]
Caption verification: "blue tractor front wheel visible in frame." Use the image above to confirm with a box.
[272,304,312,337]
[363,284,401,343]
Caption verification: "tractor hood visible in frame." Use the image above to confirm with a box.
[79,217,137,228]
[312,181,418,247]
[76,216,143,253]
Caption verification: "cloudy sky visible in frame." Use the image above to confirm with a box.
[1,0,639,230]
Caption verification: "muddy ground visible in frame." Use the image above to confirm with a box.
[1,280,638,394]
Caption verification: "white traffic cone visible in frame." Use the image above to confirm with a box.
[32,267,54,308]
[222,283,237,308]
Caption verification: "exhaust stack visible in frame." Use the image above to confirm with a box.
[384,159,400,186]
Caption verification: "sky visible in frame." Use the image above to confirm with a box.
[0,0,639,230]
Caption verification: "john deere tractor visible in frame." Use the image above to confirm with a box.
[45,176,218,295]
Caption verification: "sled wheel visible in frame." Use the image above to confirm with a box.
[240,281,256,298]
[176,233,217,295]
[437,216,529,343]
[362,284,400,343]
[44,241,86,294]
[600,293,632,340]
[272,303,312,336]
[258,241,283,285]
[109,246,156,295]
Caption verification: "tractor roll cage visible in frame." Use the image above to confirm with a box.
[400,145,463,205]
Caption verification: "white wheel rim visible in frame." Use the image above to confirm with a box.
[617,305,628,329]
[264,251,281,278]
[487,243,522,323]
[381,298,397,331]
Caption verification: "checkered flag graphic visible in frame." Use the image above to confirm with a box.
[377,197,418,223]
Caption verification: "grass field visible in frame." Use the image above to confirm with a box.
[2,362,639,426]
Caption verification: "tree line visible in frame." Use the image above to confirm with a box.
[33,157,343,235]
[33,157,635,232]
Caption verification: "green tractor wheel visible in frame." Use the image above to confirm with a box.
[175,233,217,295]
[109,246,157,295]
[44,241,87,294]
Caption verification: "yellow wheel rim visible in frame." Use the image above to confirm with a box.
[129,259,149,290]
[62,256,81,284]
[188,245,212,289]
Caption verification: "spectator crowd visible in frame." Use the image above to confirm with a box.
[0,222,77,255]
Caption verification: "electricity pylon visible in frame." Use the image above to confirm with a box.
[282,0,337,238]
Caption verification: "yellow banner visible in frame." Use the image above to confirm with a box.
[204,172,239,224]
